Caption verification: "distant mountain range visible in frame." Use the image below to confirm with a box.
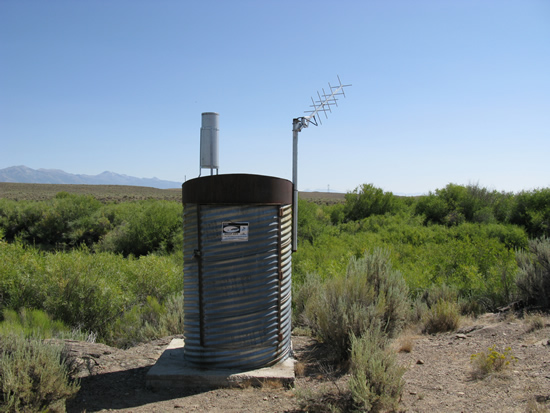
[0,166,182,189]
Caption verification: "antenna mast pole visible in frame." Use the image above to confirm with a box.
[292,77,351,252]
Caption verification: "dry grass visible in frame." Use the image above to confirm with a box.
[298,191,346,205]
[396,335,415,353]
[0,183,347,205]
[525,312,546,333]
[294,361,306,377]
[422,300,461,334]
[525,382,550,413]
[260,378,286,389]
[526,400,550,413]
[0,182,182,202]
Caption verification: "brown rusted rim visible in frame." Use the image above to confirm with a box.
[182,174,293,205]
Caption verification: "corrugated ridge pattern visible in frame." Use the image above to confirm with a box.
[183,204,292,370]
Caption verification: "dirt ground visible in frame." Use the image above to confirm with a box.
[64,313,550,413]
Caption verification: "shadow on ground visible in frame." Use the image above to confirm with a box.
[66,366,209,412]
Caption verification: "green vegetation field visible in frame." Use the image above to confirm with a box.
[1,181,549,411]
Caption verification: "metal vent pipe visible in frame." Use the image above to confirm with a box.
[200,112,219,175]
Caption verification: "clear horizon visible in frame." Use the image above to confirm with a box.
[1,1,549,195]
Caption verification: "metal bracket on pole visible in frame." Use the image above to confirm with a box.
[292,76,351,252]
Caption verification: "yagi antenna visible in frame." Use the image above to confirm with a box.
[291,76,351,251]
[294,75,351,131]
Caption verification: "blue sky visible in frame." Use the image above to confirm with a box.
[1,0,549,194]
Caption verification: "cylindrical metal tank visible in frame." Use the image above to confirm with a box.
[200,112,219,170]
[182,174,293,370]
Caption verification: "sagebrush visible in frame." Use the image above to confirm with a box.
[298,249,409,361]
[349,327,405,412]
[516,237,550,309]
[0,332,79,412]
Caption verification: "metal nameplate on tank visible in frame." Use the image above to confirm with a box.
[221,222,249,242]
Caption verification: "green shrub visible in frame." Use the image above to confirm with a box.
[0,309,89,341]
[472,206,496,224]
[349,327,405,412]
[292,272,322,327]
[415,183,469,225]
[294,200,521,314]
[0,199,42,244]
[484,223,528,250]
[414,183,517,227]
[511,189,550,238]
[95,200,182,256]
[31,193,103,249]
[329,202,346,225]
[106,293,184,348]
[301,249,409,361]
[420,284,459,308]
[415,283,485,318]
[0,241,47,312]
[343,184,400,222]
[408,296,429,325]
[42,251,182,341]
[0,193,104,251]
[0,332,79,412]
[0,242,183,344]
[0,196,183,256]
[516,237,550,309]
[158,292,185,335]
[291,227,355,284]
[297,198,332,245]
[414,192,448,225]
[428,230,519,311]
[39,249,131,338]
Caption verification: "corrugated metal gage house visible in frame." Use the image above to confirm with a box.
[181,174,293,370]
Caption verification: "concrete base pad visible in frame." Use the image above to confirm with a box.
[145,339,296,390]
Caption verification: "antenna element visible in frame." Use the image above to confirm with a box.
[292,77,351,252]
[294,76,351,131]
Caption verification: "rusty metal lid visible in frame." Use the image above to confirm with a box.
[182,174,293,205]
